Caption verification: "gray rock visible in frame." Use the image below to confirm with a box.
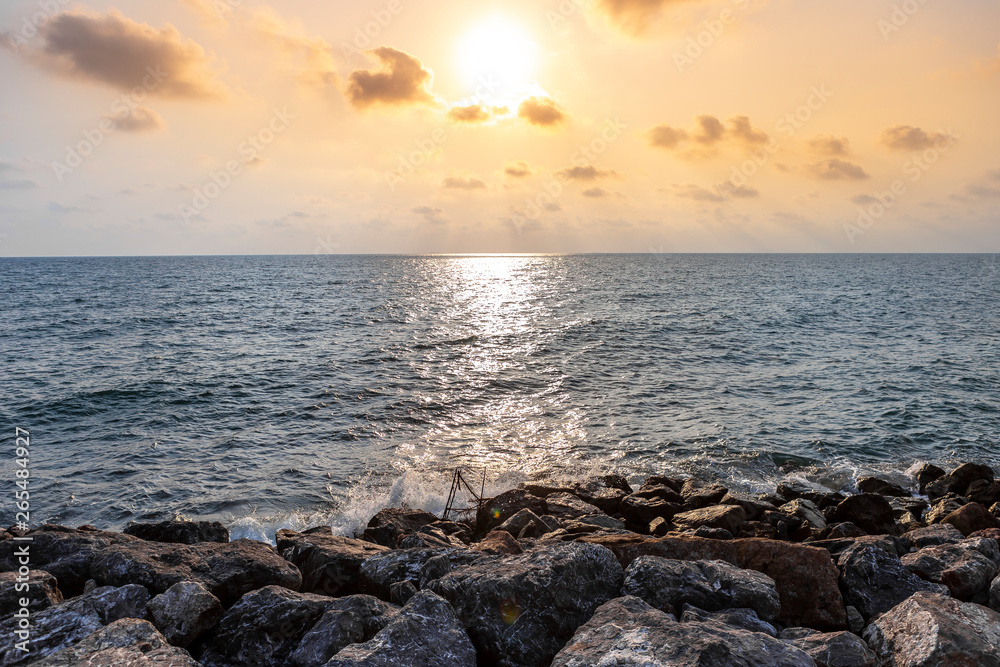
[544,493,604,521]
[477,489,547,533]
[864,592,1000,667]
[780,498,827,531]
[832,494,896,536]
[778,480,845,509]
[124,519,229,544]
[0,570,62,616]
[857,476,910,498]
[619,494,681,529]
[361,508,439,548]
[901,539,1000,600]
[496,508,544,537]
[359,548,485,601]
[846,605,865,635]
[418,553,452,589]
[397,526,467,550]
[623,556,781,621]
[277,529,388,598]
[0,585,150,666]
[289,595,399,667]
[991,573,1000,611]
[838,537,948,621]
[148,580,223,648]
[904,523,965,549]
[573,514,626,530]
[389,580,417,606]
[680,604,777,636]
[680,480,730,508]
[327,591,475,667]
[784,631,877,667]
[34,618,199,666]
[428,541,623,666]
[574,480,628,515]
[672,505,748,535]
[925,495,967,524]
[551,596,814,667]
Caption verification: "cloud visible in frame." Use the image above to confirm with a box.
[726,116,769,145]
[675,183,725,202]
[413,206,447,223]
[851,194,879,206]
[447,104,508,124]
[103,105,165,133]
[648,125,688,149]
[251,8,338,88]
[442,175,487,190]
[803,159,870,181]
[594,0,688,36]
[517,97,567,127]
[346,47,436,110]
[728,185,760,198]
[583,187,609,198]
[647,115,769,154]
[808,135,850,157]
[504,162,532,178]
[11,10,227,99]
[179,0,229,24]
[959,170,1000,199]
[557,166,619,181]
[880,125,951,151]
[694,115,725,144]
[0,179,37,190]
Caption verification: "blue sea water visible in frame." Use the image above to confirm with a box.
[1,254,999,541]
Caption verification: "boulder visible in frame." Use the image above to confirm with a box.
[838,537,948,621]
[0,570,62,615]
[818,523,865,540]
[33,618,200,666]
[574,479,628,514]
[289,595,399,667]
[913,463,946,493]
[0,585,150,666]
[326,591,476,667]
[680,480,729,508]
[90,538,302,606]
[544,492,603,520]
[901,539,1000,600]
[632,484,685,503]
[672,505,747,534]
[551,596,815,667]
[687,526,735,540]
[362,508,439,548]
[209,585,334,666]
[857,476,910,497]
[472,530,522,555]
[778,480,845,509]
[496,509,544,538]
[925,495,967,524]
[148,580,223,648]
[397,525,467,550]
[864,592,1000,667]
[623,556,780,621]
[389,581,417,605]
[831,494,895,535]
[476,489,547,534]
[720,493,777,522]
[926,463,995,500]
[359,548,485,601]
[780,499,827,531]
[680,604,777,636]
[904,523,965,549]
[428,541,624,666]
[278,529,388,597]
[781,630,877,667]
[967,479,1000,507]
[124,519,229,544]
[521,481,577,498]
[992,574,1000,611]
[943,502,1000,536]
[619,494,681,529]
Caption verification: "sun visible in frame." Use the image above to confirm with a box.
[457,16,538,91]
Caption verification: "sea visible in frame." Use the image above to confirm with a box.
[2,254,999,543]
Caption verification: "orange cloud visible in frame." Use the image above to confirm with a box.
[447,104,508,124]
[557,166,619,181]
[648,115,769,155]
[803,159,870,181]
[103,106,165,133]
[808,135,851,156]
[251,8,338,88]
[442,175,487,190]
[346,47,436,110]
[518,97,568,127]
[880,125,952,151]
[595,0,691,36]
[504,162,532,178]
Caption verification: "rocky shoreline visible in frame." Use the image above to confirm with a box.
[3,462,1000,666]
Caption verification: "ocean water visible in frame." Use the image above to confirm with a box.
[2,254,999,542]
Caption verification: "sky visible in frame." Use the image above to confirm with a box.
[0,0,998,255]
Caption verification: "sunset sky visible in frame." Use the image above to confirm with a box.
[1,0,998,255]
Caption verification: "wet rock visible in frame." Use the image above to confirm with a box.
[903,523,965,549]
[680,480,729,509]
[0,585,150,666]
[428,541,623,666]
[837,537,948,621]
[720,493,777,521]
[641,475,686,493]
[864,592,1000,667]
[472,530,522,555]
[544,492,603,521]
[210,585,334,666]
[551,596,814,667]
[926,463,995,500]
[124,519,229,544]
[780,498,827,531]
[90,538,302,607]
[943,502,1000,536]
[359,548,486,601]
[288,595,399,667]
[0,570,62,616]
[782,630,877,667]
[34,618,199,666]
[738,521,779,539]
[902,539,1000,600]
[277,530,387,599]
[148,580,223,648]
[477,489,547,533]
[778,480,845,509]
[619,494,682,530]
[521,481,577,498]
[832,494,896,535]
[680,604,777,636]
[623,556,781,621]
[574,479,628,514]
[397,525,466,550]
[673,505,747,534]
[326,591,476,667]
[913,463,946,493]
[362,508,439,548]
[496,509,544,537]
[573,514,626,530]
[857,476,910,497]
[925,494,967,524]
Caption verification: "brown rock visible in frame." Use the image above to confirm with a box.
[362,508,439,548]
[967,479,1000,507]
[278,530,388,597]
[0,570,62,615]
[619,494,682,529]
[943,502,1000,537]
[857,476,910,497]
[472,530,522,555]
[926,495,967,524]
[476,489,547,533]
[970,527,1000,541]
[913,463,946,493]
[124,519,229,544]
[544,492,604,521]
[680,480,729,508]
[672,505,747,535]
[832,494,896,535]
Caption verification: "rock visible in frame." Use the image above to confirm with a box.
[925,495,967,524]
[846,605,864,634]
[472,530,522,555]
[418,554,451,588]
[0,570,62,616]
[832,494,896,535]
[967,479,1000,507]
[738,521,779,539]
[619,494,681,530]
[943,502,1000,536]
[623,556,781,621]
[641,475,686,492]
[573,514,626,530]
[632,484,685,503]
[277,530,388,599]
[864,592,1000,667]
[477,489,547,533]
[926,463,995,500]
[904,523,965,548]
[838,537,948,621]
[575,479,628,514]
[902,539,1000,600]
[0,585,150,666]
[326,591,476,667]
[428,541,624,666]
[359,548,486,601]
[124,519,229,544]
[680,480,729,508]
[680,604,777,636]
[389,580,416,605]
[992,574,1000,611]
[819,523,865,540]
[397,525,466,550]
[672,505,747,535]
[688,526,735,540]
[971,527,1000,540]
[521,481,577,498]
[33,618,200,666]
[288,595,399,667]
[913,463,946,493]
[650,516,670,536]
[90,538,302,606]
[781,498,827,531]
[857,476,910,497]
[148,580,223,648]
[778,480,846,509]
[551,596,815,667]
[782,630,877,667]
[210,585,334,666]
[496,509,544,538]
[721,493,777,521]
[361,508,439,548]
[544,492,603,520]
